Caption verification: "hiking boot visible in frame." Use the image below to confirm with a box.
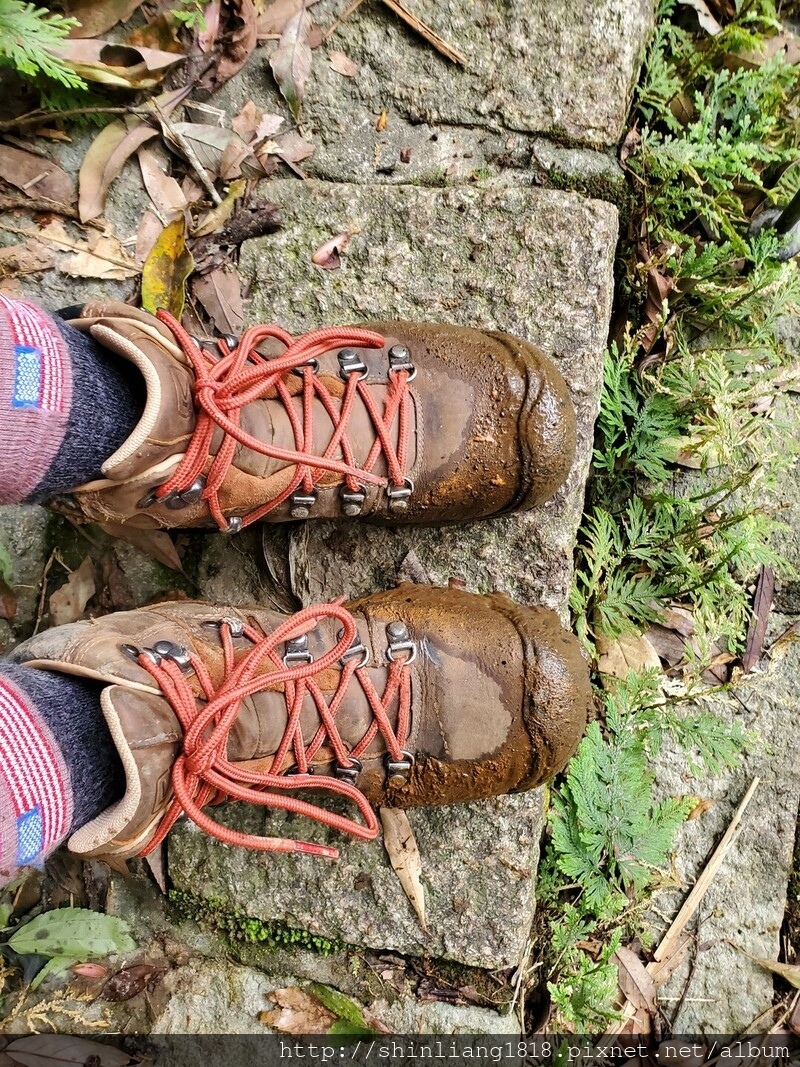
[55,302,576,533]
[12,583,590,860]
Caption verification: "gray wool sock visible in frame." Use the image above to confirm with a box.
[26,318,145,503]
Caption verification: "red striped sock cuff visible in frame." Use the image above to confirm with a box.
[0,296,72,504]
[0,676,73,877]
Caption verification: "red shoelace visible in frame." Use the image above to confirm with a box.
[134,601,413,860]
[152,311,414,530]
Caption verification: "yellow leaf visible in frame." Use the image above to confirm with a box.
[380,807,427,931]
[141,216,194,319]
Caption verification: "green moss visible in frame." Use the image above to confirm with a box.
[169,889,346,956]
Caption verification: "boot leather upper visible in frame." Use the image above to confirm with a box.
[60,303,576,529]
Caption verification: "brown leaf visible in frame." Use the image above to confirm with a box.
[6,1035,131,1067]
[0,239,55,274]
[48,39,184,89]
[727,34,800,70]
[0,145,75,205]
[192,179,246,236]
[231,100,284,144]
[205,0,258,92]
[614,945,658,1017]
[198,0,222,51]
[256,0,320,36]
[78,118,157,222]
[327,50,358,77]
[192,268,244,336]
[596,630,662,681]
[141,216,194,318]
[58,230,139,280]
[98,523,183,571]
[137,146,187,221]
[640,248,675,353]
[0,579,17,621]
[163,123,264,178]
[269,9,313,121]
[644,623,688,668]
[69,962,109,978]
[63,0,144,37]
[259,986,336,1035]
[619,125,640,168]
[126,13,183,53]
[103,963,166,1001]
[135,208,163,264]
[311,231,351,270]
[271,130,315,164]
[380,807,427,930]
[678,0,722,34]
[741,565,774,673]
[49,557,95,626]
[688,797,715,820]
[725,941,800,989]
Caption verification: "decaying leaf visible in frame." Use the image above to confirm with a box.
[198,0,222,51]
[205,0,259,92]
[163,123,265,179]
[103,962,166,1001]
[192,268,244,335]
[141,216,194,318]
[260,986,337,1034]
[269,9,313,121]
[48,39,184,89]
[70,961,109,978]
[614,944,658,1019]
[58,230,140,280]
[639,244,675,353]
[380,807,427,930]
[741,565,774,674]
[0,578,17,621]
[98,523,183,571]
[135,208,163,264]
[678,0,722,35]
[49,556,95,626]
[726,941,800,989]
[138,146,188,222]
[126,13,183,53]
[6,1035,131,1067]
[0,239,55,275]
[688,797,715,820]
[78,118,157,222]
[193,179,246,236]
[0,145,75,205]
[596,630,661,681]
[256,0,320,37]
[232,99,284,144]
[271,130,315,165]
[62,0,144,38]
[328,50,358,77]
[312,231,352,270]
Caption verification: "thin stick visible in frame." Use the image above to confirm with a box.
[322,0,367,38]
[156,105,223,206]
[379,0,467,64]
[0,222,137,271]
[652,776,761,964]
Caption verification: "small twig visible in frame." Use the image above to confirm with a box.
[652,776,761,966]
[33,549,59,636]
[379,0,467,64]
[157,105,223,206]
[0,193,80,220]
[0,222,136,270]
[322,0,367,38]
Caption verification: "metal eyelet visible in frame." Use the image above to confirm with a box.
[337,348,369,381]
[202,617,245,639]
[152,640,192,672]
[387,344,417,381]
[290,488,317,519]
[121,643,162,666]
[385,620,417,665]
[386,477,414,512]
[224,516,243,535]
[222,334,239,350]
[285,764,315,777]
[337,628,370,669]
[335,758,363,783]
[385,750,415,786]
[136,486,162,510]
[291,358,320,378]
[283,633,314,667]
[165,475,206,510]
[339,484,366,517]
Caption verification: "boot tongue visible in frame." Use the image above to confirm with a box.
[65,304,196,483]
[68,685,182,858]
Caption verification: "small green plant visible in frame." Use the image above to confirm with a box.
[0,0,85,90]
[171,0,209,31]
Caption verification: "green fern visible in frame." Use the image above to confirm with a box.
[0,0,85,89]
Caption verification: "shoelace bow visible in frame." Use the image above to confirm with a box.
[153,311,414,531]
[135,601,413,861]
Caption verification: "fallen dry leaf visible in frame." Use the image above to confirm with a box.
[135,208,163,264]
[193,179,246,237]
[141,216,194,319]
[126,13,183,53]
[376,107,388,132]
[138,146,187,222]
[328,50,358,77]
[0,145,75,205]
[192,268,244,336]
[380,807,427,930]
[741,564,774,674]
[614,944,658,1021]
[269,9,313,121]
[688,797,716,821]
[596,630,661,681]
[103,962,166,1001]
[726,940,800,989]
[198,0,222,51]
[256,0,320,36]
[678,0,722,34]
[63,0,144,37]
[728,34,800,70]
[69,961,109,978]
[49,557,96,626]
[78,118,157,222]
[232,99,284,144]
[0,239,55,275]
[6,1035,131,1067]
[163,123,265,179]
[311,231,352,270]
[259,986,336,1035]
[98,523,183,571]
[48,39,184,89]
[0,578,17,621]
[271,129,315,164]
[59,230,139,280]
[205,0,259,92]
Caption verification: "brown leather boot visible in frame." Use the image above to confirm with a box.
[11,584,590,861]
[55,302,576,533]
